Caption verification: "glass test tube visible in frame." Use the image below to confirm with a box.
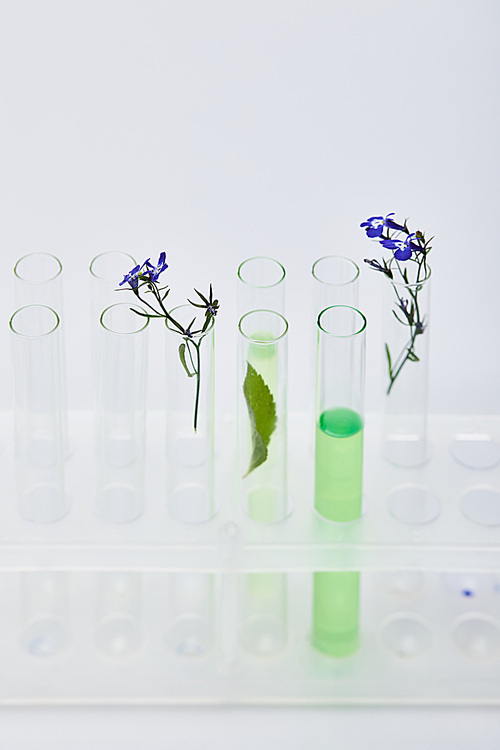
[14,252,70,455]
[313,305,367,657]
[89,252,137,403]
[20,572,70,657]
[311,255,360,315]
[165,305,215,523]
[14,252,63,309]
[314,306,366,523]
[238,310,289,522]
[237,256,286,317]
[89,251,137,332]
[309,256,361,449]
[96,303,149,523]
[382,268,431,467]
[94,572,143,657]
[10,305,68,522]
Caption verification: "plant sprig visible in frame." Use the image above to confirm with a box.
[118,252,219,431]
[361,214,432,394]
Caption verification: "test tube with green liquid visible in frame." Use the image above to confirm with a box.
[313,305,366,656]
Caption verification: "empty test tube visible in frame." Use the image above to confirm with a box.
[10,305,68,522]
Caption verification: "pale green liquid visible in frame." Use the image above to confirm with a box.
[314,407,364,523]
[313,409,362,656]
[245,330,283,522]
[313,571,359,656]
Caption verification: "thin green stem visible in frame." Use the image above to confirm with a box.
[387,327,418,394]
[193,341,201,432]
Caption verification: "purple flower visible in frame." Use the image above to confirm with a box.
[143,252,168,282]
[380,232,420,261]
[119,264,142,289]
[360,215,386,238]
[384,213,406,232]
[360,212,406,238]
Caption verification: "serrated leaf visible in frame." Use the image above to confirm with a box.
[242,362,277,477]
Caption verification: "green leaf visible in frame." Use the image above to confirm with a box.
[392,309,408,326]
[407,349,420,362]
[242,362,277,477]
[385,343,393,379]
[179,343,196,377]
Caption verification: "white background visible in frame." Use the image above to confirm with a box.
[1,0,499,745]
[1,0,499,415]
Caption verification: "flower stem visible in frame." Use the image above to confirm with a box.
[193,341,201,432]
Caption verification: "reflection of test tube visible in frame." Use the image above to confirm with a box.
[313,572,360,657]
[165,573,214,657]
[239,573,288,657]
[238,310,289,522]
[14,252,70,455]
[96,304,149,523]
[94,572,143,657]
[237,257,286,317]
[10,305,68,523]
[20,572,70,657]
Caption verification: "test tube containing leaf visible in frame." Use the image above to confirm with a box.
[238,309,289,522]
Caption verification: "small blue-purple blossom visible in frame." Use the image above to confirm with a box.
[360,215,386,238]
[360,213,406,238]
[143,252,168,282]
[119,264,142,289]
[398,297,409,315]
[384,213,406,232]
[380,232,420,261]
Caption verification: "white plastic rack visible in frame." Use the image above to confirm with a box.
[1,411,500,705]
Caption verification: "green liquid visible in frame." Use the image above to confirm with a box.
[314,407,364,523]
[313,571,359,656]
[245,330,282,522]
[313,409,362,656]
[248,487,281,522]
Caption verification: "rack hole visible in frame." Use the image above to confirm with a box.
[387,485,440,526]
[381,614,432,658]
[450,434,500,470]
[452,614,500,660]
[460,487,500,526]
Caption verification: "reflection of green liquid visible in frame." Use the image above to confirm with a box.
[313,571,359,656]
[314,407,363,522]
[248,571,281,599]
